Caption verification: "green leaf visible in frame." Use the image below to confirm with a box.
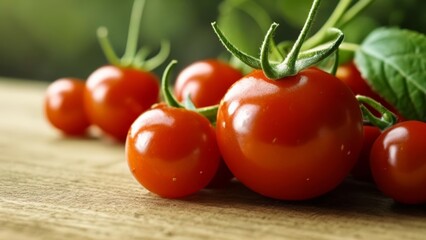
[354,27,426,121]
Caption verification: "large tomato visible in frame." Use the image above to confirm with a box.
[216,68,364,200]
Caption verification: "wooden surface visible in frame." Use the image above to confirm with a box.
[0,78,425,240]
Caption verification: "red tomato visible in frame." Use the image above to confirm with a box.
[44,78,90,135]
[336,61,403,120]
[216,68,364,200]
[351,125,381,181]
[174,59,243,107]
[370,121,426,204]
[126,104,221,198]
[85,65,159,142]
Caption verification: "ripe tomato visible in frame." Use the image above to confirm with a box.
[126,104,221,198]
[370,121,426,204]
[336,61,403,120]
[174,59,243,107]
[44,78,91,136]
[85,65,159,142]
[216,68,364,200]
[351,125,381,181]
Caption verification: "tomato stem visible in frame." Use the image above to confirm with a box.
[160,60,219,124]
[121,0,146,66]
[259,0,344,79]
[279,0,322,73]
[142,40,171,72]
[302,0,351,50]
[338,0,374,28]
[96,27,121,66]
[212,0,344,79]
[211,21,261,70]
[96,0,169,71]
[303,0,373,50]
[339,42,360,52]
[161,60,183,108]
[356,95,398,130]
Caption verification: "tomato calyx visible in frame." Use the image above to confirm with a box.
[161,60,218,124]
[212,0,345,80]
[96,0,170,71]
[356,95,398,130]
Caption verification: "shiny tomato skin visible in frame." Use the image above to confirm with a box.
[126,104,221,198]
[370,121,426,204]
[44,78,90,135]
[216,68,364,200]
[174,59,243,107]
[351,125,382,181]
[85,65,159,142]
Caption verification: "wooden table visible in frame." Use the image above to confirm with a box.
[0,78,425,240]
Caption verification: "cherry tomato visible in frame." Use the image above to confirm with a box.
[126,104,221,198]
[85,65,159,142]
[44,78,90,136]
[370,121,426,204]
[216,68,364,200]
[351,125,381,181]
[336,61,403,120]
[174,59,243,107]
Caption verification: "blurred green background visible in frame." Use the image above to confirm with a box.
[0,0,424,82]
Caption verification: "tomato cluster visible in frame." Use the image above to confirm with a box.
[336,62,426,204]
[44,66,160,142]
[43,0,425,205]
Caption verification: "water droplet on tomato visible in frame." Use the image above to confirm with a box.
[172,177,177,182]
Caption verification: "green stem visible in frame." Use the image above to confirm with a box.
[160,60,219,123]
[96,27,121,66]
[303,0,351,50]
[261,0,323,78]
[339,42,360,52]
[121,0,146,66]
[338,0,373,28]
[356,95,397,130]
[161,60,183,108]
[196,105,219,124]
[238,1,284,61]
[282,0,322,71]
[143,40,171,72]
[211,21,261,69]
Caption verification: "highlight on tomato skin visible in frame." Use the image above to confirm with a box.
[370,120,426,205]
[44,78,91,136]
[126,104,221,198]
[84,65,160,142]
[216,68,364,200]
[174,59,243,108]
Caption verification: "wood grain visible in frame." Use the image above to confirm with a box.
[0,78,425,240]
